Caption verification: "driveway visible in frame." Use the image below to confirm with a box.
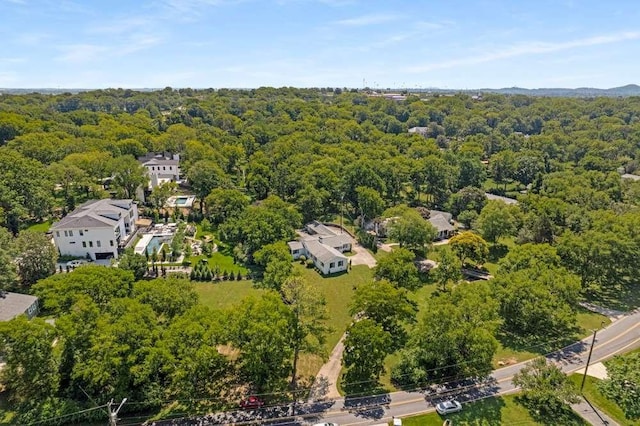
[350,243,377,268]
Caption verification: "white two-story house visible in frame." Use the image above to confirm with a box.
[139,153,180,190]
[51,199,138,260]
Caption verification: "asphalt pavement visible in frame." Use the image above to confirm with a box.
[150,308,640,426]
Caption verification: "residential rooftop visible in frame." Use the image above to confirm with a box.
[0,292,38,321]
[51,199,135,230]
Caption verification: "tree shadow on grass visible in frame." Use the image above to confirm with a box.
[584,280,640,312]
[488,243,509,263]
[514,396,586,426]
[498,329,588,359]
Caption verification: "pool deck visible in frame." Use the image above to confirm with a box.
[134,232,174,255]
[165,195,196,208]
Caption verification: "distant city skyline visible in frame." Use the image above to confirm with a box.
[1,0,639,89]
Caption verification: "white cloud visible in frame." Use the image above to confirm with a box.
[334,13,403,27]
[406,31,640,73]
[57,44,108,63]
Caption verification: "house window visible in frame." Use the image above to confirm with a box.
[64,230,68,237]
[152,166,155,171]
[163,166,166,170]
[79,230,84,236]
[96,240,101,248]
[320,262,324,267]
[56,231,60,237]
[89,241,93,248]
[129,211,133,218]
[330,262,335,268]
[293,249,299,254]
[82,242,86,248]
[68,230,73,237]
[110,240,114,247]
[338,261,344,267]
[169,166,172,170]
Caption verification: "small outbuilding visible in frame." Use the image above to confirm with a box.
[0,291,39,321]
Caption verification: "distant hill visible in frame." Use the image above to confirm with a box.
[418,84,640,97]
[475,84,640,97]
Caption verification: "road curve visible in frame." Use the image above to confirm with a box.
[306,308,640,426]
[154,309,640,426]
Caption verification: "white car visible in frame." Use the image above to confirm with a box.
[313,423,339,426]
[66,259,88,267]
[435,399,462,415]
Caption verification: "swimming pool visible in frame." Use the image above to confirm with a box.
[145,236,165,254]
[175,197,189,205]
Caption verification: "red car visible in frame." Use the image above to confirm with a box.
[240,395,265,409]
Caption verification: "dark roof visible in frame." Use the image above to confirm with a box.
[51,199,135,230]
[0,292,38,321]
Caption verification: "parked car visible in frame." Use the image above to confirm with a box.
[66,259,88,267]
[239,395,264,409]
[435,399,462,415]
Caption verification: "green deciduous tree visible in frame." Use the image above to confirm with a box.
[449,231,489,266]
[0,228,17,289]
[491,266,580,343]
[14,230,58,289]
[393,282,500,386]
[387,209,437,252]
[117,250,148,280]
[0,316,59,403]
[133,277,198,320]
[33,265,135,314]
[205,188,249,224]
[356,186,385,227]
[281,276,329,389]
[187,160,228,213]
[512,357,579,416]
[374,247,420,290]
[342,319,392,392]
[230,293,295,392]
[350,279,417,347]
[475,200,521,243]
[599,352,640,420]
[111,155,148,200]
[432,246,462,292]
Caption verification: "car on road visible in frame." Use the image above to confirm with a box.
[66,259,88,267]
[435,399,462,415]
[313,423,339,426]
[239,395,264,409]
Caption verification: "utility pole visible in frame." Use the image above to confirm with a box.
[581,322,605,392]
[107,398,127,426]
[340,194,344,234]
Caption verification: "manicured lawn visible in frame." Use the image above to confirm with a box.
[292,263,374,379]
[194,280,263,310]
[584,281,640,312]
[189,252,248,275]
[398,394,586,425]
[25,219,52,233]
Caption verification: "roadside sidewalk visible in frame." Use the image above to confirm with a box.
[571,396,619,426]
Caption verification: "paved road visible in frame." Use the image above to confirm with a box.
[156,309,640,426]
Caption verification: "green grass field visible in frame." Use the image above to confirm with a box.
[194,280,263,310]
[25,219,52,233]
[398,394,586,426]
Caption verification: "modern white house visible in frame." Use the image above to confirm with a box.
[51,199,139,260]
[139,153,181,190]
[288,221,351,275]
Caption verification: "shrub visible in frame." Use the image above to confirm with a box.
[306,259,315,268]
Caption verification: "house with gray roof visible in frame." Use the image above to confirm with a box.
[429,213,455,240]
[0,292,39,321]
[51,199,138,260]
[289,221,350,275]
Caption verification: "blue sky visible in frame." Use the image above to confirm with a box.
[1,0,640,89]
